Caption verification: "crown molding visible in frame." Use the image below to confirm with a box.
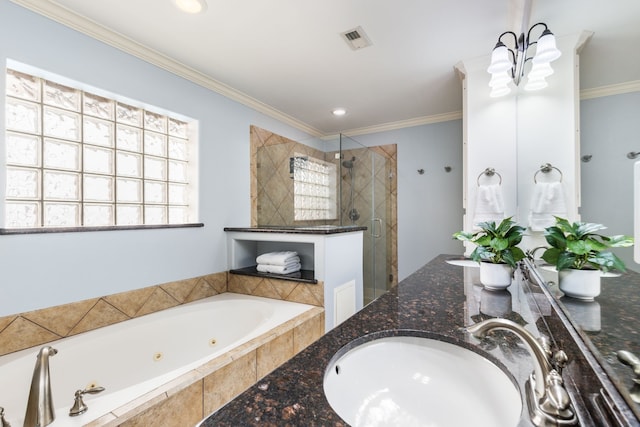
[9,0,324,137]
[342,110,463,137]
[580,80,640,100]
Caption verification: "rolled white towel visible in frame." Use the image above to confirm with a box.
[256,251,299,266]
[256,263,302,274]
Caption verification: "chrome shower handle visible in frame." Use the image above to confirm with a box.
[372,218,383,238]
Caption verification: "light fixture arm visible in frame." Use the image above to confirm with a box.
[525,22,551,47]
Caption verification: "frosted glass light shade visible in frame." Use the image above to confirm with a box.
[524,76,549,91]
[487,44,513,74]
[489,71,512,88]
[528,62,554,79]
[533,32,561,64]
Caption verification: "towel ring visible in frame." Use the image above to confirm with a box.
[477,167,502,186]
[534,163,563,183]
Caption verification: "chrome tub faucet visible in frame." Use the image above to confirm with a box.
[23,346,57,427]
[468,319,577,426]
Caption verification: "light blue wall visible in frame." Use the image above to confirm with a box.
[580,91,640,271]
[0,1,317,315]
[350,121,465,280]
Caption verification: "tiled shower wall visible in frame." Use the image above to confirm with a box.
[250,125,398,293]
[0,271,323,357]
[250,125,333,226]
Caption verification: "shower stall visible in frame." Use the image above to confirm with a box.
[251,126,397,306]
[339,135,396,304]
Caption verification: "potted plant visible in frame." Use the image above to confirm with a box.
[541,217,633,300]
[453,217,526,289]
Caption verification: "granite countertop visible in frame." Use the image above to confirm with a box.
[541,265,640,418]
[223,225,367,235]
[201,254,552,426]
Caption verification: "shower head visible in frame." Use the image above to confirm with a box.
[342,156,356,169]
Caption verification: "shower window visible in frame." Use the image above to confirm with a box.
[291,154,337,221]
[4,66,196,229]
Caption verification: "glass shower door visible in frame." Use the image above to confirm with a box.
[339,135,391,305]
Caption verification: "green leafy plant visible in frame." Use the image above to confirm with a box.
[453,217,526,268]
[541,217,634,272]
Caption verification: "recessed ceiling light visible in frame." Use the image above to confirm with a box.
[173,0,207,14]
[332,108,347,116]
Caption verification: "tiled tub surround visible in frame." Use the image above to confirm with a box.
[0,271,323,357]
[0,293,324,427]
[201,255,639,426]
[0,270,325,427]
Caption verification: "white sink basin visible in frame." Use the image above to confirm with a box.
[324,335,522,427]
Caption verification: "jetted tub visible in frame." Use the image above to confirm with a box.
[0,293,317,426]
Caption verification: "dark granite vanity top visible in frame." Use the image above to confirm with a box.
[223,225,367,235]
[540,265,640,420]
[201,255,639,426]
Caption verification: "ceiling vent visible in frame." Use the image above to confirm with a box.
[340,26,372,50]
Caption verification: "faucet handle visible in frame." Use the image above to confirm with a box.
[553,349,569,372]
[617,350,640,384]
[0,407,11,427]
[544,370,571,411]
[69,386,106,417]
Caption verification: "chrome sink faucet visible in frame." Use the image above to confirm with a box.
[23,346,57,427]
[468,319,577,426]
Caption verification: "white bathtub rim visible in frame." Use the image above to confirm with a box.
[0,293,317,427]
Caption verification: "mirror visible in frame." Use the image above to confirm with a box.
[506,2,640,415]
[525,25,640,419]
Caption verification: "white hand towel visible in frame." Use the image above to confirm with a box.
[256,263,302,274]
[473,184,505,229]
[528,182,567,231]
[256,251,299,266]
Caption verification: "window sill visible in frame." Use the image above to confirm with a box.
[0,223,204,235]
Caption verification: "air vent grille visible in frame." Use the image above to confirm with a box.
[340,26,372,50]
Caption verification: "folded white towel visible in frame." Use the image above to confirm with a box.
[528,182,567,231]
[473,184,504,229]
[256,251,299,266]
[257,263,302,274]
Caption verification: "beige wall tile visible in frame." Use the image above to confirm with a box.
[293,312,325,354]
[184,278,221,303]
[134,288,179,317]
[256,330,294,379]
[203,350,257,414]
[0,317,61,356]
[23,298,98,337]
[104,287,155,318]
[286,284,322,306]
[119,381,203,427]
[160,278,199,303]
[68,300,129,336]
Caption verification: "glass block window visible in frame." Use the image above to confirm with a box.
[291,154,337,221]
[4,68,194,228]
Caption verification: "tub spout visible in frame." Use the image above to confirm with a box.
[467,319,577,426]
[23,346,57,427]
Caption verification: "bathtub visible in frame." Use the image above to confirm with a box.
[0,293,318,426]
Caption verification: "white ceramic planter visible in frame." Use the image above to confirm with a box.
[558,269,601,301]
[479,262,513,290]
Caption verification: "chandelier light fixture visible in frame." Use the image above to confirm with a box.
[487,22,562,97]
